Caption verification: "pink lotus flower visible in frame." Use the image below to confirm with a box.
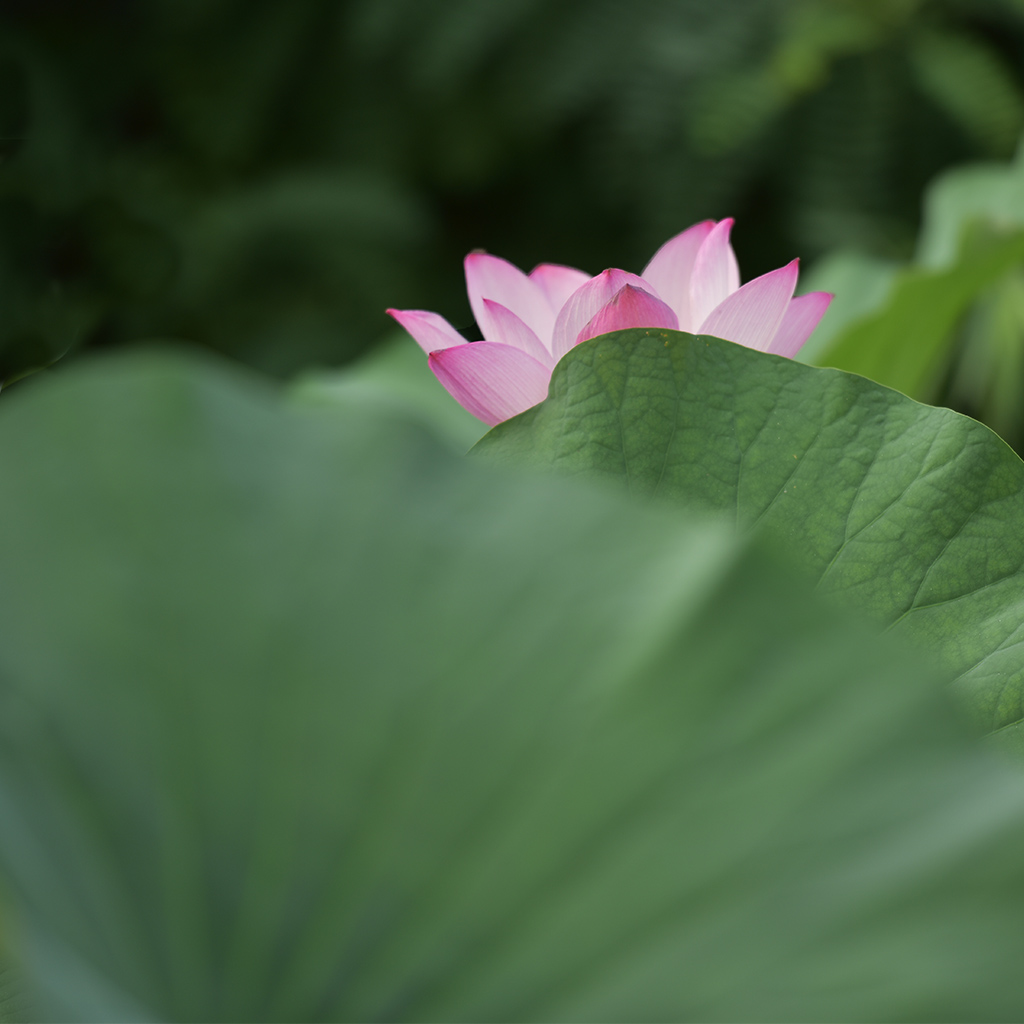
[387,219,833,426]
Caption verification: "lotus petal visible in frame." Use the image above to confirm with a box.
[389,220,833,427]
[699,259,799,352]
[529,263,592,315]
[429,342,551,426]
[577,284,678,346]
[483,299,555,366]
[386,309,465,354]
[465,253,553,344]
[641,220,715,331]
[768,292,835,357]
[551,268,653,361]
[690,219,741,330]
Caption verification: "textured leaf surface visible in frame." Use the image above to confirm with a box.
[2,351,1024,1019]
[477,329,1024,739]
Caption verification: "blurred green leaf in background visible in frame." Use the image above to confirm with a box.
[4,0,1024,385]
[804,141,1024,452]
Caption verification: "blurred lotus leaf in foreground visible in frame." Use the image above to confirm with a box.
[1,350,1024,1019]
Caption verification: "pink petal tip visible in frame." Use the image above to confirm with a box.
[768,291,835,357]
[387,308,465,354]
[697,258,799,352]
[576,284,679,346]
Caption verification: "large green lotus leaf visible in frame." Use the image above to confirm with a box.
[4,351,1024,1021]
[476,329,1024,741]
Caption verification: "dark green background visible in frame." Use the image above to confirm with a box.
[3,0,1024,381]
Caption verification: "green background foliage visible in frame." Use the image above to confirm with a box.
[804,144,1024,452]
[4,0,1024,396]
